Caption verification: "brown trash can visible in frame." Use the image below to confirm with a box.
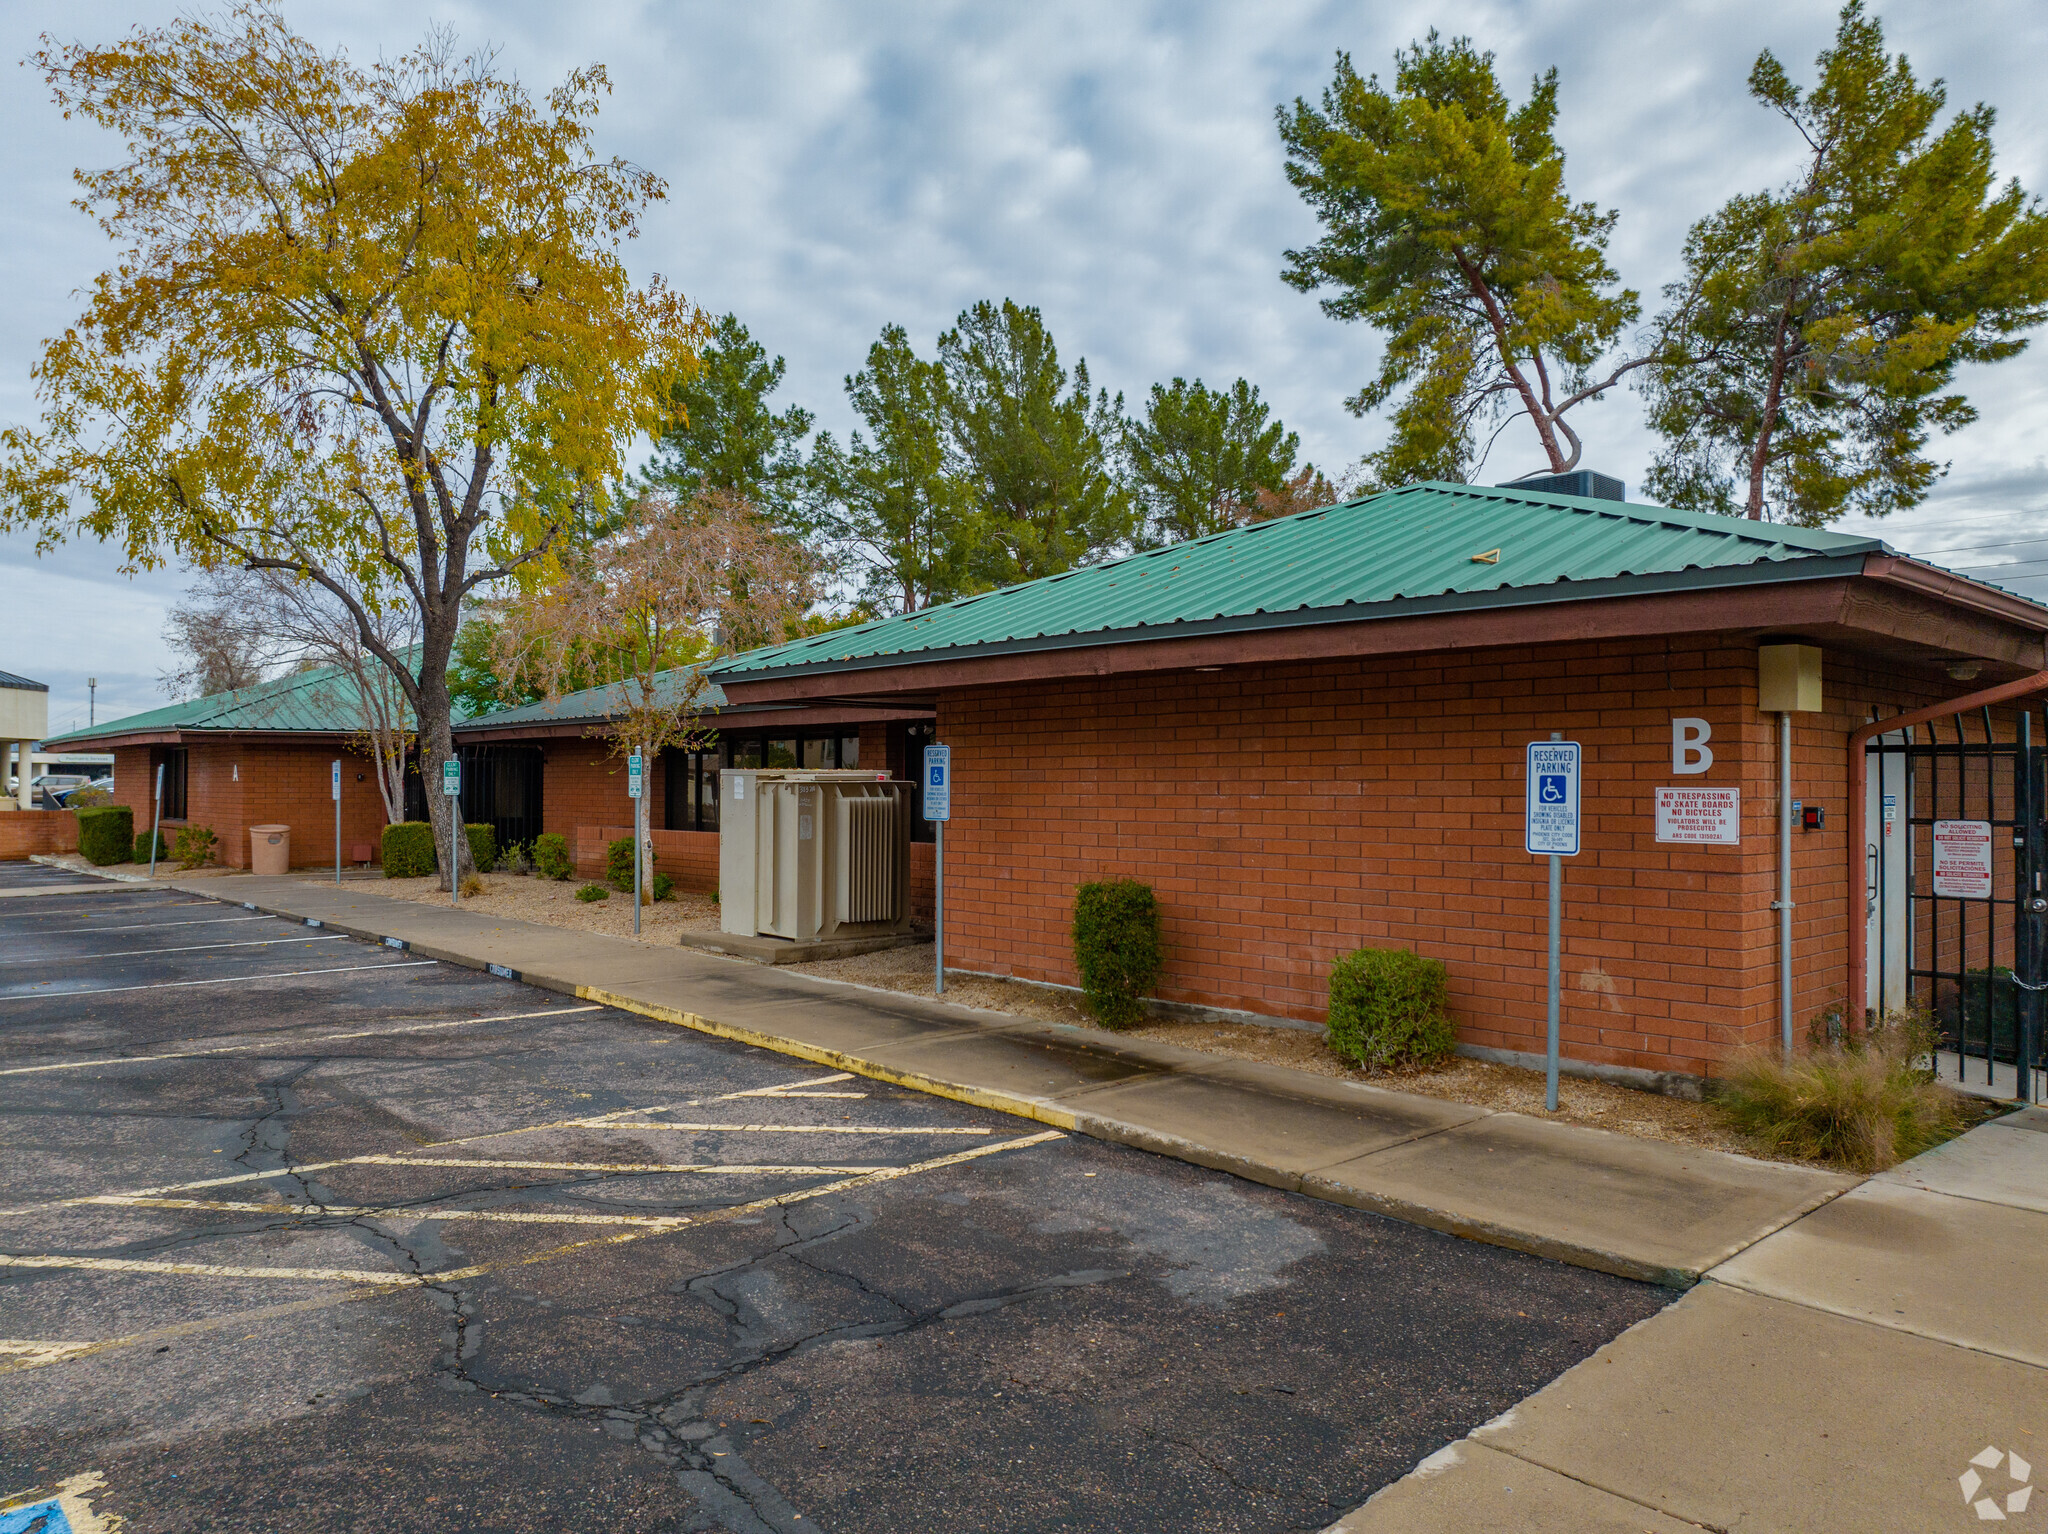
[250,823,291,876]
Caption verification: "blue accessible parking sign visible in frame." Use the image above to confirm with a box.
[1524,741,1581,856]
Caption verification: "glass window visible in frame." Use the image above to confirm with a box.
[156,747,189,820]
[765,738,798,769]
[699,753,719,830]
[839,734,860,768]
[802,737,831,769]
[731,739,763,770]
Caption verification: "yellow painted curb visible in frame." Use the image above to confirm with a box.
[572,984,1082,1133]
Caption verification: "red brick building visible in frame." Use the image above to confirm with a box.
[709,481,2048,1084]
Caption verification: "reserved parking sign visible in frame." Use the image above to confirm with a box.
[1525,740,1581,856]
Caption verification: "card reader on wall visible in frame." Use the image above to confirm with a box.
[1802,804,1825,830]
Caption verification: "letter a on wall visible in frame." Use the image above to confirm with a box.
[1672,718,1713,774]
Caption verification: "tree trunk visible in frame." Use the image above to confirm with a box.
[413,608,472,894]
[1747,311,1794,519]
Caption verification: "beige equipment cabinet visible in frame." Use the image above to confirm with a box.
[719,770,913,943]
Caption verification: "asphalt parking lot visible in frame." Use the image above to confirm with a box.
[0,877,1673,1533]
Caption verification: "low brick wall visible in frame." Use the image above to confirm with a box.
[574,823,934,918]
[0,810,79,861]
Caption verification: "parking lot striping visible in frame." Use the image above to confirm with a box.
[0,959,438,1001]
[345,1157,892,1174]
[703,1072,869,1102]
[89,1196,696,1228]
[0,1253,435,1284]
[0,1339,100,1367]
[0,1003,604,1079]
[29,915,275,935]
[571,1120,995,1135]
[0,933,346,965]
[0,1131,1069,1377]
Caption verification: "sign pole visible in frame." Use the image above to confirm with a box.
[442,757,461,908]
[1524,730,1581,1114]
[923,742,951,996]
[332,759,342,886]
[149,763,163,879]
[628,751,644,937]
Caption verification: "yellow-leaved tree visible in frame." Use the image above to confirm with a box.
[3,4,702,885]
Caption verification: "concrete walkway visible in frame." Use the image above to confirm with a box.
[1335,1105,2048,1532]
[167,874,1847,1293]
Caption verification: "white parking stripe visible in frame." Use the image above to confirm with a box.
[92,1197,694,1228]
[707,1072,868,1101]
[0,1131,1066,1300]
[575,1121,992,1135]
[0,934,345,966]
[345,1157,889,1174]
[0,1004,603,1077]
[34,916,274,935]
[0,960,436,1000]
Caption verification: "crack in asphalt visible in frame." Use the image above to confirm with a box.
[418,1192,1129,1533]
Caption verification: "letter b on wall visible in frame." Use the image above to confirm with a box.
[1672,718,1713,774]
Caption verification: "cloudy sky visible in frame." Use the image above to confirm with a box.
[5,0,2047,735]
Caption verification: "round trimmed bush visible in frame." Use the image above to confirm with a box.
[381,821,438,879]
[605,837,636,892]
[575,882,609,902]
[1325,947,1455,1069]
[76,805,134,866]
[1071,878,1162,1030]
[533,832,572,881]
[652,872,675,902]
[133,829,169,865]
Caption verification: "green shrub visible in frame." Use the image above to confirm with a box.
[465,823,497,873]
[604,836,659,893]
[1714,1010,1965,1172]
[575,882,609,902]
[499,841,533,875]
[133,829,169,865]
[534,832,572,881]
[1071,879,1163,1029]
[76,805,134,866]
[652,872,675,902]
[1326,947,1456,1069]
[171,824,218,870]
[381,821,438,879]
[66,784,112,809]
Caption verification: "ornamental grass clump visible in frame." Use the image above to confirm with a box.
[1713,1010,1966,1172]
[1071,879,1163,1030]
[1325,947,1456,1070]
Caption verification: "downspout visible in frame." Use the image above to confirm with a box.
[1778,713,1793,1060]
[1847,668,2048,1031]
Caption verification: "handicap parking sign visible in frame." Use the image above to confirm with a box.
[1525,742,1581,856]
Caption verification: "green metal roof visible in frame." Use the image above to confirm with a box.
[454,669,728,732]
[709,480,1917,682]
[42,649,454,748]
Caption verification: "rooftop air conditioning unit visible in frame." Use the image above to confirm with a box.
[718,770,913,943]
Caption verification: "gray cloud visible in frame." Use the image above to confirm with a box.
[5,0,2047,718]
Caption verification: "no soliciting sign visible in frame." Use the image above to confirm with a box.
[1931,819,1994,899]
[1654,787,1740,844]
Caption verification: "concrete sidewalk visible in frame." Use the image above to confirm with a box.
[1335,1105,2048,1532]
[167,874,1850,1290]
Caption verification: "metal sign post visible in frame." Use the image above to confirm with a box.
[1524,734,1583,1112]
[331,759,342,885]
[627,752,645,936]
[923,743,952,994]
[441,758,461,907]
[149,763,164,880]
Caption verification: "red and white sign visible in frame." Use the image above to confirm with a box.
[1931,819,1994,899]
[1654,787,1740,844]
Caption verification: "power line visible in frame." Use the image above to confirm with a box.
[1909,534,2048,559]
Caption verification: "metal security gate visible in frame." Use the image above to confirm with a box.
[1865,706,2046,1094]
[456,744,545,854]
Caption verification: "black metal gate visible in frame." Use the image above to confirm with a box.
[1866,706,2046,1095]
[456,745,545,854]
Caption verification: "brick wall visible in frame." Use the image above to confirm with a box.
[110,740,391,868]
[933,635,1979,1080]
[0,810,79,860]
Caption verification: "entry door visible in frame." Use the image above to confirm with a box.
[1864,735,1910,1015]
